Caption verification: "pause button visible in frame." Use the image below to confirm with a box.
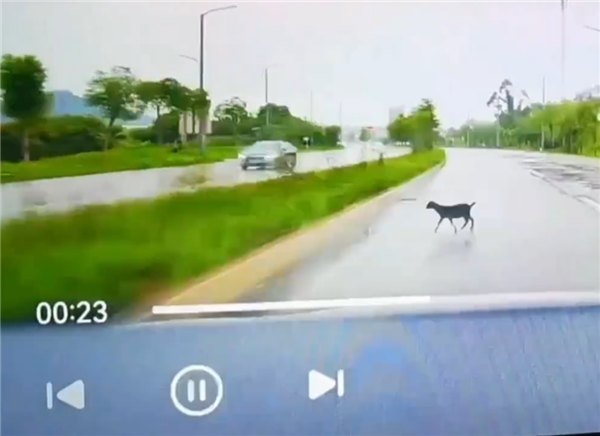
[170,365,224,417]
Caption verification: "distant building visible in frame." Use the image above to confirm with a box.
[389,106,405,124]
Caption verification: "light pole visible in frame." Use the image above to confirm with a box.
[197,5,237,152]
[541,76,546,152]
[560,0,567,100]
[264,64,279,126]
[199,5,237,90]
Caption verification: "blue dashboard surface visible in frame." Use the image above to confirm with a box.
[2,305,600,436]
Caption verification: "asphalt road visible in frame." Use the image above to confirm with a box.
[246,148,600,302]
[1,142,406,221]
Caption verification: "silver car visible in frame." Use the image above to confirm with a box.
[239,141,298,171]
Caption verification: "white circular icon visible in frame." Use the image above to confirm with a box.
[170,365,224,417]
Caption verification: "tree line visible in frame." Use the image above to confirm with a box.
[1,54,342,162]
[447,79,600,156]
[1,54,210,160]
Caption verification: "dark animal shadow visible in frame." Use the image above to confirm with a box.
[428,233,476,263]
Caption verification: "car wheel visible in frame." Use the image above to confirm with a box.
[241,164,248,171]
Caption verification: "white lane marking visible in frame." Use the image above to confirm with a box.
[530,170,544,179]
[152,296,432,315]
[577,196,600,213]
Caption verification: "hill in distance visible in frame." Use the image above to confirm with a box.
[1,90,155,127]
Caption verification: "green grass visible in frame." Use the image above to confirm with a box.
[1,149,445,324]
[0,144,241,184]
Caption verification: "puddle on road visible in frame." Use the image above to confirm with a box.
[519,157,600,194]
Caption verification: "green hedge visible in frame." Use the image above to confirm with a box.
[1,116,108,162]
[128,127,157,143]
[207,135,255,147]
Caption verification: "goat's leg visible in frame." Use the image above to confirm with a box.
[449,219,457,233]
[435,217,444,233]
[461,217,469,230]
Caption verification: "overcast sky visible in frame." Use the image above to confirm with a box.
[2,1,599,128]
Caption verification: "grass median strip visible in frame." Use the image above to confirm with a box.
[0,145,240,184]
[1,143,346,184]
[1,149,445,323]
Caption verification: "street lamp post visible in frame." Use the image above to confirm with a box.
[541,76,546,152]
[265,68,269,125]
[197,5,237,152]
[264,64,280,126]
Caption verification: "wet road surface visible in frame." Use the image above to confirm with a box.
[1,143,406,221]
[246,148,600,301]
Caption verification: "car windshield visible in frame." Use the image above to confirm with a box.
[1,2,598,329]
[246,142,281,153]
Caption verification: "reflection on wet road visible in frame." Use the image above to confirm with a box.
[1,143,406,221]
[247,148,600,302]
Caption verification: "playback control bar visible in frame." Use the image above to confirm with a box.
[2,304,600,436]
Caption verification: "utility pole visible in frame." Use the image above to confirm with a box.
[339,102,343,142]
[265,68,270,126]
[496,117,500,148]
[541,76,546,151]
[561,0,567,100]
[199,14,204,91]
[310,91,314,146]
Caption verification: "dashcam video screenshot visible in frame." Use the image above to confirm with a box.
[1,1,599,436]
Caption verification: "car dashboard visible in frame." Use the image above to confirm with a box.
[2,298,600,436]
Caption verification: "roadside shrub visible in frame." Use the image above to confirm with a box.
[1,116,107,162]
[206,135,255,147]
[324,126,341,145]
[155,112,180,144]
[207,136,237,147]
[128,127,157,143]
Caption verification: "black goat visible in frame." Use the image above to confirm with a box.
[426,201,476,233]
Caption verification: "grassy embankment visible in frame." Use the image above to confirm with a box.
[1,149,445,323]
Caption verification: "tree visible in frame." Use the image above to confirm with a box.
[388,114,413,143]
[359,128,372,142]
[324,126,341,145]
[258,103,291,124]
[1,54,50,161]
[85,66,143,150]
[137,78,188,143]
[214,97,248,124]
[410,99,440,151]
[387,100,440,151]
[214,97,250,135]
[136,81,167,143]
